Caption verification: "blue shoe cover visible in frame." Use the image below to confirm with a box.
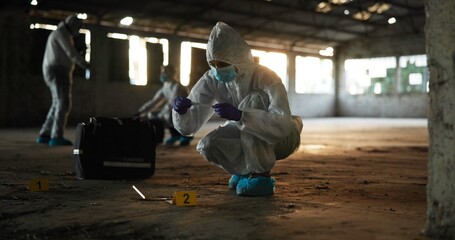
[36,135,50,144]
[165,136,181,145]
[179,136,193,146]
[228,174,250,189]
[48,138,73,146]
[236,176,276,196]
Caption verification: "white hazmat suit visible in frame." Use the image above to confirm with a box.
[138,73,192,145]
[172,22,303,175]
[139,79,188,125]
[38,15,89,143]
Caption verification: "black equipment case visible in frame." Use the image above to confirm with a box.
[73,117,156,179]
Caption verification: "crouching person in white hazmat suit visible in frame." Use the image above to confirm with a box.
[36,14,90,146]
[135,65,193,146]
[172,22,303,197]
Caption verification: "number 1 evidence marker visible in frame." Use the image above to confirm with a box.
[132,185,146,200]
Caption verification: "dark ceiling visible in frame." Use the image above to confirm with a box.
[20,0,425,55]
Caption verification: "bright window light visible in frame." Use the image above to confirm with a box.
[316,2,332,13]
[120,17,133,26]
[80,29,91,63]
[252,50,288,88]
[128,36,147,86]
[368,3,391,14]
[108,33,168,85]
[329,0,352,4]
[373,82,382,94]
[345,55,428,95]
[352,11,372,20]
[77,13,87,20]
[146,37,169,66]
[295,56,334,94]
[345,57,396,95]
[147,37,159,43]
[180,45,286,88]
[159,39,169,66]
[399,55,428,93]
[30,0,38,6]
[319,47,334,57]
[191,42,208,49]
[180,42,207,86]
[180,42,192,86]
[30,23,57,31]
[399,54,427,68]
[409,73,423,85]
[388,17,396,24]
[107,33,128,40]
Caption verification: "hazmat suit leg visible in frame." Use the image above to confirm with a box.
[197,91,275,175]
[39,66,72,139]
[197,122,247,174]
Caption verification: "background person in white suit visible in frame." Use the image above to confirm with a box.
[37,14,90,146]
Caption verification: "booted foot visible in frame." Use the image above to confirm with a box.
[164,136,180,145]
[36,135,50,144]
[48,137,73,146]
[236,176,276,197]
[179,136,193,146]
[228,174,250,189]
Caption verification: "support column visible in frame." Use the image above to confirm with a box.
[89,26,110,115]
[167,35,181,76]
[334,47,341,116]
[425,0,455,238]
[286,52,296,94]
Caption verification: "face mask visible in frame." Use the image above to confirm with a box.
[160,74,169,83]
[211,65,237,83]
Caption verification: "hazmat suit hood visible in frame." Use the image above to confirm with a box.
[64,15,83,37]
[206,22,254,69]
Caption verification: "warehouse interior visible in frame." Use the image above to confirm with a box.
[0,0,454,239]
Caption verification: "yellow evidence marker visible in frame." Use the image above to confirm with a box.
[28,178,49,192]
[172,191,197,206]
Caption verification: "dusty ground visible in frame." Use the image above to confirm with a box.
[0,118,430,240]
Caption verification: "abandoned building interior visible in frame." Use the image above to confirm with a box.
[0,0,454,239]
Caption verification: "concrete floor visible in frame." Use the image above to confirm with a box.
[0,118,430,240]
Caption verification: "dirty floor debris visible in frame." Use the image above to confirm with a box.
[0,118,430,240]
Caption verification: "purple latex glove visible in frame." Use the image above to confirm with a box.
[212,103,242,121]
[173,96,192,114]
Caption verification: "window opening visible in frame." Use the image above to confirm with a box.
[344,57,396,95]
[295,56,334,94]
[398,55,428,93]
[107,33,168,85]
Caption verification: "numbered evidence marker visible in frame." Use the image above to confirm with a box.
[172,191,197,206]
[29,178,49,192]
